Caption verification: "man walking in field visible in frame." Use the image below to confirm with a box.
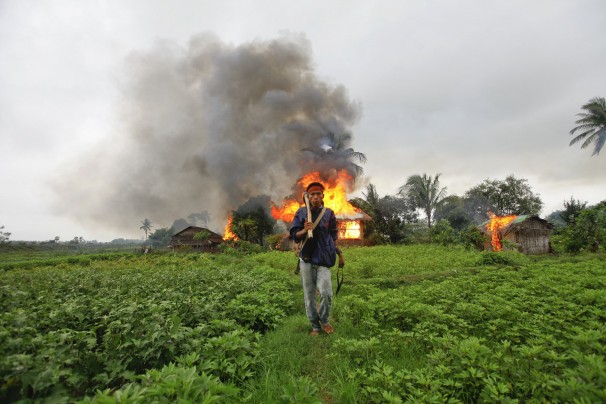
[290,182,345,336]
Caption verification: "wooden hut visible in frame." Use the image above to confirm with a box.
[480,215,554,254]
[168,226,224,252]
[336,211,373,246]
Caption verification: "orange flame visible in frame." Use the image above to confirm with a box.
[271,199,302,223]
[338,220,361,239]
[486,210,517,251]
[223,214,239,241]
[271,170,363,239]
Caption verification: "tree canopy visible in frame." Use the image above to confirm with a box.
[140,218,153,241]
[148,227,173,248]
[231,196,276,245]
[464,175,543,217]
[560,196,588,226]
[351,183,418,244]
[434,195,473,231]
[398,173,447,228]
[0,226,11,244]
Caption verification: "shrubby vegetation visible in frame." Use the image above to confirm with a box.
[1,244,605,402]
[0,253,296,401]
[550,201,606,253]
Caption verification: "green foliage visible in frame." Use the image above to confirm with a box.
[192,229,211,240]
[219,239,266,254]
[82,361,240,403]
[556,202,606,253]
[265,233,285,250]
[333,255,606,402]
[465,174,543,217]
[280,376,321,403]
[398,173,447,228]
[568,203,606,252]
[477,251,527,266]
[429,219,458,245]
[546,209,567,228]
[435,195,473,231]
[0,226,10,245]
[561,196,588,225]
[148,227,173,248]
[0,252,132,271]
[351,184,418,244]
[0,255,294,402]
[460,224,487,250]
[2,245,606,402]
[231,198,276,245]
[139,218,152,241]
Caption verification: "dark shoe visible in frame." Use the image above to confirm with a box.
[322,323,334,334]
[309,329,321,336]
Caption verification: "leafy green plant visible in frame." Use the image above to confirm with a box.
[280,376,321,403]
[2,244,606,402]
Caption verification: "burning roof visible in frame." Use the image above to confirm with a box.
[480,213,554,253]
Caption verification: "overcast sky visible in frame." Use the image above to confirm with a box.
[1,0,605,242]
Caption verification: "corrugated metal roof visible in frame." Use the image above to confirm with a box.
[479,215,553,235]
[479,214,528,228]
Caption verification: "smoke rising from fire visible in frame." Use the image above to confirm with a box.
[51,34,361,233]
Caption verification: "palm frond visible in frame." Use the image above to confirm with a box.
[569,97,606,156]
[350,163,364,177]
[570,123,601,134]
[591,128,606,156]
[570,129,595,145]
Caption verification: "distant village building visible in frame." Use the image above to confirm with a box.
[168,226,224,252]
[480,215,554,254]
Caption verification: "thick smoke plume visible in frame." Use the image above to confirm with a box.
[52,34,361,234]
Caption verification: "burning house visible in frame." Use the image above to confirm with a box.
[335,211,372,246]
[270,170,372,247]
[480,213,554,254]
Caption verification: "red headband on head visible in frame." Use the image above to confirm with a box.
[307,185,324,194]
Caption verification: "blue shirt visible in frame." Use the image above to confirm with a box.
[290,205,338,267]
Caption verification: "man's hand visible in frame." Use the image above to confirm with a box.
[338,254,345,268]
[296,221,313,240]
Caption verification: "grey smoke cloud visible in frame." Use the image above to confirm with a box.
[52,34,361,233]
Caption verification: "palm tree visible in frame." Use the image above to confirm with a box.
[303,131,367,176]
[398,173,447,228]
[140,218,153,241]
[569,97,606,156]
[362,183,380,214]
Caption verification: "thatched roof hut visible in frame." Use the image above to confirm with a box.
[480,215,554,254]
[168,226,224,251]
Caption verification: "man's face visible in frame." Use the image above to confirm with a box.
[309,191,324,208]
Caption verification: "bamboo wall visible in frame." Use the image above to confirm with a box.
[503,227,552,254]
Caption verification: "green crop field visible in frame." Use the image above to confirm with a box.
[1,246,605,402]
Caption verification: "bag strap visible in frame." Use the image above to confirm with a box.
[299,207,326,250]
[310,207,327,230]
